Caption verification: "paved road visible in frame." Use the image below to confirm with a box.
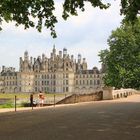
[0,95,140,140]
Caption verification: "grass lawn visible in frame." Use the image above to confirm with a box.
[0,93,72,108]
[0,93,70,99]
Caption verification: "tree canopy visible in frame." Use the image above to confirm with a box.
[99,19,140,90]
[0,0,140,37]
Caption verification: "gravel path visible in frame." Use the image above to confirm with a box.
[0,94,140,140]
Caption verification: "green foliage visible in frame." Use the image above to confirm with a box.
[0,102,13,108]
[62,0,109,20]
[99,20,140,89]
[1,0,139,37]
[98,49,109,64]
[0,0,57,38]
[120,0,140,22]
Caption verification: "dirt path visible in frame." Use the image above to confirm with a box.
[0,94,140,140]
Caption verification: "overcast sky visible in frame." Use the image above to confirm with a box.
[0,0,123,71]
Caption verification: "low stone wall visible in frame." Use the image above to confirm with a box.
[112,89,137,99]
[102,87,138,100]
[57,92,103,104]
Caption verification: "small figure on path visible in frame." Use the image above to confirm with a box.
[38,91,45,107]
[30,94,33,107]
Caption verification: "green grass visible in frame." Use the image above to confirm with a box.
[0,93,71,99]
[0,93,72,109]
[0,93,30,99]
[0,102,14,108]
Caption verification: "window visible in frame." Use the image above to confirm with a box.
[42,75,44,79]
[66,63,69,66]
[94,80,96,85]
[38,81,40,86]
[42,81,44,85]
[63,87,65,92]
[47,75,49,79]
[83,80,85,85]
[53,74,56,79]
[66,80,68,85]
[66,87,69,92]
[54,64,57,68]
[19,87,21,92]
[90,80,92,85]
[66,74,68,78]
[54,81,56,85]
[47,81,49,85]
[35,81,37,85]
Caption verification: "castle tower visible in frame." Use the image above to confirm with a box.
[63,48,67,58]
[59,51,62,58]
[78,54,81,64]
[71,55,74,61]
[30,57,33,71]
[82,58,87,70]
[53,45,56,55]
[19,57,23,72]
[24,51,29,61]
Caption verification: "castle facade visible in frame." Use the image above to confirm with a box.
[0,46,104,93]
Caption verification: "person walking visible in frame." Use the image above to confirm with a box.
[38,91,45,107]
[30,94,33,107]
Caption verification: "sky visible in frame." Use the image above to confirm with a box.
[0,0,123,71]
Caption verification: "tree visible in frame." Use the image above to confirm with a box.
[0,0,140,38]
[120,0,140,22]
[99,19,140,89]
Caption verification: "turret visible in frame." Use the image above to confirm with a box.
[24,51,29,61]
[82,58,87,70]
[53,45,56,55]
[30,57,33,64]
[59,51,62,58]
[63,48,67,58]
[2,66,5,72]
[71,55,74,61]
[42,54,45,61]
[78,54,81,63]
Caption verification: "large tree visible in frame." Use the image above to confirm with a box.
[99,19,140,90]
[0,0,140,37]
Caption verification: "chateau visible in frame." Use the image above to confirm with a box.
[0,46,104,93]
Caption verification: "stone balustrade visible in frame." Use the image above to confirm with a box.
[103,87,138,100]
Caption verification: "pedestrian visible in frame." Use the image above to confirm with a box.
[30,94,33,107]
[38,91,45,107]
